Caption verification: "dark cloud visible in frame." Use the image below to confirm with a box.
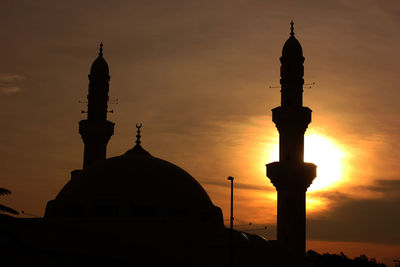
[0,74,24,83]
[0,73,24,95]
[308,180,400,245]
[203,179,274,192]
[309,191,350,201]
[361,179,400,193]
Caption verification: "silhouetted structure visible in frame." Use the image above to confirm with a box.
[79,43,114,168]
[2,39,316,267]
[267,21,317,256]
[34,44,307,266]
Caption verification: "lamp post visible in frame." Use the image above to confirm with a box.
[227,176,234,267]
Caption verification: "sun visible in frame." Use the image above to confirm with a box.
[266,131,347,192]
[304,133,346,191]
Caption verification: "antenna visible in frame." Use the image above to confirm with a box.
[107,97,118,114]
[79,98,88,114]
[269,82,316,89]
[303,82,316,89]
[109,98,119,105]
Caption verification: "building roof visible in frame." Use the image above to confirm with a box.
[282,35,303,59]
[45,144,222,225]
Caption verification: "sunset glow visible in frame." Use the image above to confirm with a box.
[266,131,347,192]
[305,133,347,192]
[2,2,399,265]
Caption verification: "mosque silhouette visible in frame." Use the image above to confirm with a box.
[0,22,315,267]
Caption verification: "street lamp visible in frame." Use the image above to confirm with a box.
[227,176,234,267]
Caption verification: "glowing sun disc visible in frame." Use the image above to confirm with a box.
[305,133,346,191]
[266,132,346,192]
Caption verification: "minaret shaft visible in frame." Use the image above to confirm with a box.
[277,189,306,253]
[79,44,114,168]
[87,76,109,121]
[79,119,114,168]
[266,22,316,256]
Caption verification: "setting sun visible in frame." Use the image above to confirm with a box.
[305,133,347,191]
[266,131,347,192]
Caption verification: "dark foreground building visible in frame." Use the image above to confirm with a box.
[1,24,313,267]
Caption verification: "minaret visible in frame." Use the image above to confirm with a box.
[266,21,317,256]
[79,43,114,168]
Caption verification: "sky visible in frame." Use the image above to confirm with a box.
[0,0,400,265]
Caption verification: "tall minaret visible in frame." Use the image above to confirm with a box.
[266,21,317,256]
[79,43,114,168]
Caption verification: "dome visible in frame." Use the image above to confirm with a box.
[282,35,303,59]
[90,55,109,76]
[45,144,223,226]
[281,21,303,60]
[89,43,109,76]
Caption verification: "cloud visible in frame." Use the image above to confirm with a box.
[0,74,24,83]
[309,191,350,201]
[308,179,400,245]
[202,179,274,192]
[0,73,24,95]
[0,87,21,94]
[361,179,400,193]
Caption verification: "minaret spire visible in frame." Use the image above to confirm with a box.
[290,20,295,36]
[266,22,316,256]
[79,43,115,168]
[136,123,142,146]
[99,42,103,56]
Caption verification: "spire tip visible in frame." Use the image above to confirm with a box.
[290,20,294,36]
[99,42,103,56]
[136,123,142,146]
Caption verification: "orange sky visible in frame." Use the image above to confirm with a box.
[0,1,399,265]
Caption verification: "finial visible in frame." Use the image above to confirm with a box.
[136,123,142,146]
[290,20,294,36]
[99,42,103,56]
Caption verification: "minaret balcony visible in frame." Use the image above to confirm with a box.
[266,161,316,190]
[79,120,115,143]
[272,106,312,132]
